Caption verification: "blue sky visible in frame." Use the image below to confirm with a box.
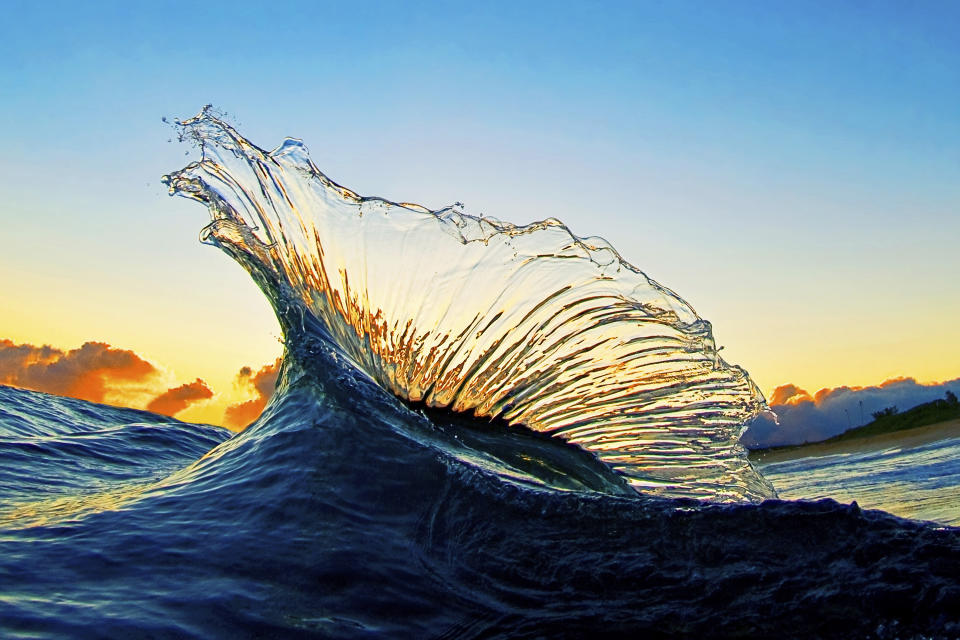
[1,1,958,422]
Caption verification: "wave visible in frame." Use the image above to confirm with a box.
[0,385,229,529]
[162,106,773,502]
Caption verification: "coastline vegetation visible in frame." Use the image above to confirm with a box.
[752,391,960,453]
[820,390,959,444]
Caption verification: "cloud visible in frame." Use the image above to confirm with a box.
[768,384,813,406]
[743,377,960,448]
[147,378,213,416]
[0,339,157,404]
[1,338,288,428]
[223,359,281,429]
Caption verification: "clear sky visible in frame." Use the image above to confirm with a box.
[1,1,958,424]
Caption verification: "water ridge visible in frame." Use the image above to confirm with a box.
[162,107,773,502]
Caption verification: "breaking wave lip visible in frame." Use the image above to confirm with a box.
[162,106,775,503]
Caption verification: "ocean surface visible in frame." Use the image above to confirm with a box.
[2,108,958,638]
[752,421,960,528]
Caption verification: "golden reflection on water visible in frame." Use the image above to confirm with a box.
[0,451,213,530]
[0,483,151,530]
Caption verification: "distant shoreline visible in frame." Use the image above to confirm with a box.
[748,417,960,465]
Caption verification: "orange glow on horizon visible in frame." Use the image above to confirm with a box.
[0,338,278,428]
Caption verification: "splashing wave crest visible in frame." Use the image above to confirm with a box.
[162,107,774,502]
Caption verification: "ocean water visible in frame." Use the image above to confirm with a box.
[753,423,960,527]
[1,108,958,638]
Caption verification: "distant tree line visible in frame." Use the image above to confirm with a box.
[871,390,958,421]
[819,389,960,444]
[871,406,899,420]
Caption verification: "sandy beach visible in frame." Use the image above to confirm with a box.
[749,418,960,465]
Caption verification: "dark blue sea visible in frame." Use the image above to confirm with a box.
[2,108,958,638]
[2,362,960,638]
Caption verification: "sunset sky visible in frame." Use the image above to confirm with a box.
[1,2,958,427]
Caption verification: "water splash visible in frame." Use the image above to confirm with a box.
[162,106,774,502]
